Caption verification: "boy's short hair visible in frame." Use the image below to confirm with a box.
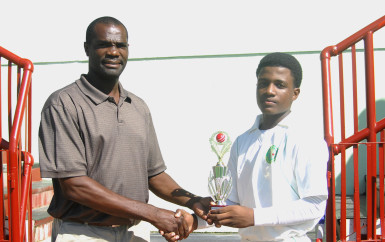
[256,52,302,88]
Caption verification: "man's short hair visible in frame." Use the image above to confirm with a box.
[256,52,302,88]
[85,16,128,44]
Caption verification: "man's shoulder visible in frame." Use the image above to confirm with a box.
[124,89,145,104]
[42,81,80,111]
[123,89,151,114]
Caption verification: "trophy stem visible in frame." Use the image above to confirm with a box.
[210,204,227,210]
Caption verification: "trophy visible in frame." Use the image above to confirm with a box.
[208,131,232,209]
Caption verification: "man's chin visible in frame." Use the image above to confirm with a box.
[100,68,125,79]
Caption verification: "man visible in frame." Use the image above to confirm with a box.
[164,52,328,241]
[39,16,207,242]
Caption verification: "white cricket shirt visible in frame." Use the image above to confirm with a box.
[227,113,328,241]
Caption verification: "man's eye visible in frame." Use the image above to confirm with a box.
[117,43,128,48]
[96,43,109,48]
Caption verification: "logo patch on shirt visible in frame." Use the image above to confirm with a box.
[266,145,279,164]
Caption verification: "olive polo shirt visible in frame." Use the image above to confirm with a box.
[38,75,166,225]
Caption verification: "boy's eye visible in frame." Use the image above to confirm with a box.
[257,81,268,88]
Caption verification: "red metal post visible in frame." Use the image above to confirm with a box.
[353,144,361,241]
[0,57,4,240]
[379,131,385,239]
[339,53,348,241]
[364,31,377,239]
[321,46,338,242]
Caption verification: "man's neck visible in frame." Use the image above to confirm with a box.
[259,111,291,130]
[85,73,120,103]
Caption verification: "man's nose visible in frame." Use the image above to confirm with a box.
[107,45,119,56]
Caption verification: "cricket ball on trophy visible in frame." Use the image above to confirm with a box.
[216,132,226,143]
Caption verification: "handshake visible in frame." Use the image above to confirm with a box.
[156,196,254,242]
[157,196,213,242]
[157,196,212,242]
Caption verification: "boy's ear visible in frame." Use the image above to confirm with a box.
[292,88,300,101]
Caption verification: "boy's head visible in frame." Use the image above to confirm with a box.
[256,52,302,88]
[255,53,301,123]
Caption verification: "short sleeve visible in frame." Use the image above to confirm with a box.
[146,113,167,177]
[38,104,87,178]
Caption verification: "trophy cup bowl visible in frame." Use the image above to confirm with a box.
[208,131,232,209]
[208,164,232,209]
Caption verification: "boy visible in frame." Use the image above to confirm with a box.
[163,52,328,242]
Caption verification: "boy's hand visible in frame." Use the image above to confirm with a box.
[208,205,254,228]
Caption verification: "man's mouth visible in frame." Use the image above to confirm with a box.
[103,60,122,68]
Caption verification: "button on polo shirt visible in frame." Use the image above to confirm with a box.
[39,75,166,224]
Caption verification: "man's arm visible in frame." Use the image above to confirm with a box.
[149,171,212,220]
[149,172,213,240]
[59,175,189,237]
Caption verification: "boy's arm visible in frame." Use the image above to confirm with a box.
[208,195,326,228]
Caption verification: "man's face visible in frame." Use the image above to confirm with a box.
[256,66,300,117]
[85,23,129,80]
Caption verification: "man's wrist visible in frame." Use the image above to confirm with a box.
[185,196,203,210]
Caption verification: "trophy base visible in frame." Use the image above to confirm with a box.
[210,204,227,210]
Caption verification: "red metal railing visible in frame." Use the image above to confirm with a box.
[321,15,385,241]
[0,46,34,241]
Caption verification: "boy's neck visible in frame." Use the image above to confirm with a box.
[259,111,291,130]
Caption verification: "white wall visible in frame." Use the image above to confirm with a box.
[1,0,385,232]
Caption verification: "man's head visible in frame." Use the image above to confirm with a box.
[84,16,129,82]
[255,52,301,122]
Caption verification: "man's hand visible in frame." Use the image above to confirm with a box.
[189,196,213,221]
[208,205,254,228]
[160,209,197,241]
[151,208,190,239]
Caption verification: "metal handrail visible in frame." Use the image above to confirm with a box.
[321,15,385,241]
[0,46,34,241]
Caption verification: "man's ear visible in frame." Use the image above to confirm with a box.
[292,88,300,101]
[84,42,89,56]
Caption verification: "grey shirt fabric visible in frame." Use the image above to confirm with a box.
[38,75,166,225]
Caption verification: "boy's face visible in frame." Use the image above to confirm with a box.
[256,66,300,117]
